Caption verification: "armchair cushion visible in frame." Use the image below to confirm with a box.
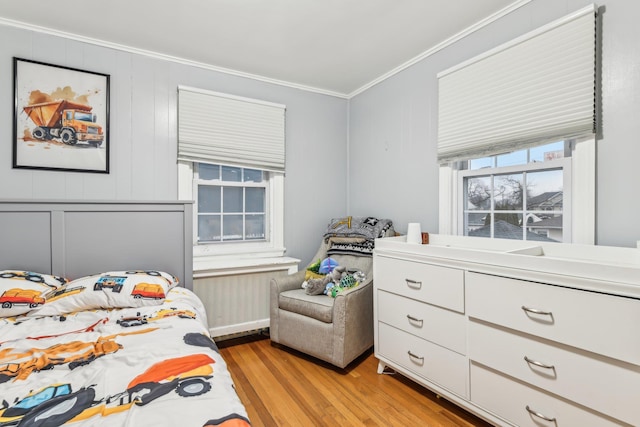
[279,289,334,323]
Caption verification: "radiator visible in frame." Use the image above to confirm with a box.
[193,261,297,338]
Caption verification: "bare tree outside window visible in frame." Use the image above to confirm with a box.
[462,142,568,242]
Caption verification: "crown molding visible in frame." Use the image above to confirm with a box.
[347,0,532,98]
[0,17,349,99]
[1,0,531,100]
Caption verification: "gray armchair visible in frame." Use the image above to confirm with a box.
[269,239,378,369]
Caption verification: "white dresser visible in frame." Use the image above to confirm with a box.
[373,235,640,427]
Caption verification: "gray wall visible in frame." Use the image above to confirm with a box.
[348,0,640,248]
[0,24,348,265]
[4,0,640,263]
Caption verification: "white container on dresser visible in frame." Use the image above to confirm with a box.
[373,235,640,427]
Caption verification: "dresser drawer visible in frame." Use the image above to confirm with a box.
[470,363,627,427]
[374,255,464,312]
[466,271,640,365]
[469,321,640,426]
[378,322,467,397]
[377,290,466,354]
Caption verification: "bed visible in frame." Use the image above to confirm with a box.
[0,200,251,427]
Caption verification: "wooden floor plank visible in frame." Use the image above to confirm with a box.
[219,335,493,427]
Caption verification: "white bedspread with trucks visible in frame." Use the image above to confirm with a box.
[0,270,250,427]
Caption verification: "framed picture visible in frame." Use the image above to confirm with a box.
[13,57,110,173]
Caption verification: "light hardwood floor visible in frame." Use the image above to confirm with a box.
[218,334,493,427]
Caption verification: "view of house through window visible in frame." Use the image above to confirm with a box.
[460,141,569,242]
[195,163,267,243]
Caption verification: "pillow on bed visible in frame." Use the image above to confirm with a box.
[27,270,179,316]
[0,270,68,317]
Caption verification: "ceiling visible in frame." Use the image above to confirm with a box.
[0,0,520,97]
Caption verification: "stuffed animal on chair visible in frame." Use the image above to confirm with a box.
[304,265,346,295]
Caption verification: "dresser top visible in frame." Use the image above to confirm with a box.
[375,235,640,299]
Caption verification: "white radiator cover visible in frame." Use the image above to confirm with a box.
[193,259,298,338]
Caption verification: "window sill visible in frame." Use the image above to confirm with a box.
[193,255,300,278]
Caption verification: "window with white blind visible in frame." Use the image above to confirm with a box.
[177,87,286,259]
[460,141,571,243]
[437,5,597,244]
[195,163,268,243]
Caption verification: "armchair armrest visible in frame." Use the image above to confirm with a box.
[331,279,374,367]
[269,270,306,343]
[270,270,306,294]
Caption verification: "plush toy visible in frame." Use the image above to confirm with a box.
[304,265,365,298]
[325,266,350,297]
[304,275,331,295]
[329,266,346,282]
[305,259,324,281]
[318,257,339,274]
[329,268,366,297]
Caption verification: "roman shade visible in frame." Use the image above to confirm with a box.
[437,4,597,163]
[178,86,286,172]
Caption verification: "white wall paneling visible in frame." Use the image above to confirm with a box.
[0,23,348,266]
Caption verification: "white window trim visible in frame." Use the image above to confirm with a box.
[179,161,287,267]
[439,138,595,245]
[458,156,572,243]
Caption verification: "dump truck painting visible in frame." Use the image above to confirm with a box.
[22,99,104,147]
[131,283,165,300]
[0,289,45,309]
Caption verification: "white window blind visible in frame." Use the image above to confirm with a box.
[178,86,286,172]
[437,5,596,163]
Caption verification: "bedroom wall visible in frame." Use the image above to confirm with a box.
[0,24,349,264]
[348,0,640,248]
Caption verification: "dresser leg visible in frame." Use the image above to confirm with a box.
[377,360,387,374]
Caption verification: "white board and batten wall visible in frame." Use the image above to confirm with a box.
[0,21,344,336]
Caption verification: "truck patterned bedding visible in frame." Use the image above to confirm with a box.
[0,270,250,427]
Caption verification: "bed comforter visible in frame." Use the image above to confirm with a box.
[0,286,250,427]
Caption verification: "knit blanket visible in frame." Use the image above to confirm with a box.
[324,217,393,257]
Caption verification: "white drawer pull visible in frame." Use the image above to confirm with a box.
[524,356,556,372]
[407,351,424,363]
[525,405,556,423]
[521,305,553,318]
[405,279,422,289]
[406,315,424,327]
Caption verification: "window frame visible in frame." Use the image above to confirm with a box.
[439,138,595,245]
[458,155,572,242]
[178,161,286,261]
[194,163,269,244]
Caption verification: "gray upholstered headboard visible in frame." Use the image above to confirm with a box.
[0,200,193,289]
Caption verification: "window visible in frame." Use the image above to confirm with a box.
[437,6,597,245]
[440,137,594,244]
[195,163,268,243]
[460,141,570,242]
[179,161,285,259]
[176,86,286,261]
